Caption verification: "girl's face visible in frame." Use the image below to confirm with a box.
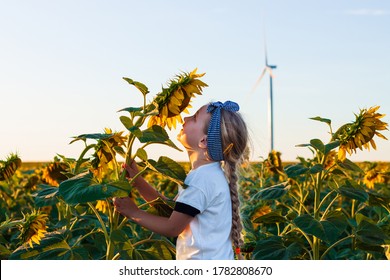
[177,105,210,152]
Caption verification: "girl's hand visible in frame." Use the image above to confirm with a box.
[113,197,140,220]
[122,160,139,179]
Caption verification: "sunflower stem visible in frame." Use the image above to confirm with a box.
[75,144,95,174]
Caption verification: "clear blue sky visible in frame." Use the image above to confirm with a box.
[1,0,389,163]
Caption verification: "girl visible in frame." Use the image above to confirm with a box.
[113,101,249,260]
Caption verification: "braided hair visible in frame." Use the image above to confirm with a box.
[204,103,249,259]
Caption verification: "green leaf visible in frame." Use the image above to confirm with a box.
[253,236,301,260]
[122,77,149,95]
[146,197,175,218]
[337,158,363,173]
[310,139,325,154]
[59,171,129,204]
[295,143,311,148]
[310,116,332,125]
[136,148,148,161]
[136,126,182,151]
[139,125,169,143]
[309,164,324,174]
[72,133,114,141]
[119,116,133,130]
[9,231,87,260]
[146,239,176,260]
[118,106,143,113]
[285,164,309,178]
[338,184,368,202]
[322,210,348,243]
[367,192,390,209]
[33,184,59,207]
[69,132,114,145]
[253,211,286,224]
[356,220,389,246]
[148,157,186,183]
[324,140,340,155]
[252,182,290,201]
[294,214,328,241]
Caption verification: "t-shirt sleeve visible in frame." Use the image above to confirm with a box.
[174,185,207,217]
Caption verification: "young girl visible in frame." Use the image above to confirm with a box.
[113,100,249,260]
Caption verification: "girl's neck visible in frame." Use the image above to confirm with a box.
[187,150,215,170]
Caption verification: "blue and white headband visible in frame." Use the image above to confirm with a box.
[207,101,240,161]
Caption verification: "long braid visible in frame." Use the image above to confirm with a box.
[224,161,244,259]
[220,109,248,260]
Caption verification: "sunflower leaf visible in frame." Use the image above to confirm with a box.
[324,140,340,155]
[310,139,325,154]
[310,116,332,125]
[119,116,133,130]
[252,182,290,201]
[138,125,169,143]
[59,171,129,204]
[294,214,328,242]
[122,78,149,96]
[147,156,186,184]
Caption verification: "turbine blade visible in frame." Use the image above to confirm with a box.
[251,68,267,93]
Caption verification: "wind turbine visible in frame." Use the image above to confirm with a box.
[251,36,277,152]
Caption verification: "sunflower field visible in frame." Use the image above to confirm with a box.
[1,69,389,260]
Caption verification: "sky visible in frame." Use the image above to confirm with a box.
[1,0,389,163]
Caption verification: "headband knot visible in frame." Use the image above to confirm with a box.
[207,101,240,161]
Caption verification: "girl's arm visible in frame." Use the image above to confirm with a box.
[123,161,164,202]
[113,197,192,237]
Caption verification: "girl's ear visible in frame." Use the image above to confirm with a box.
[198,135,208,149]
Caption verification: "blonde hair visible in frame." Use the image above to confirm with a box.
[204,106,249,259]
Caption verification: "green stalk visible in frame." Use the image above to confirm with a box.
[320,194,341,220]
[313,236,320,260]
[75,144,95,174]
[320,235,354,259]
[351,199,356,219]
[312,153,326,259]
[289,193,310,215]
[87,202,109,247]
[71,229,99,248]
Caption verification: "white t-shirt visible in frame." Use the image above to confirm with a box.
[174,162,234,260]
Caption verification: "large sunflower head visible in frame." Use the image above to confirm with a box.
[18,210,48,248]
[332,106,388,161]
[41,161,68,187]
[147,68,208,129]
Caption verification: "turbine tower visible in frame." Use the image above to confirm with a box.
[251,36,277,152]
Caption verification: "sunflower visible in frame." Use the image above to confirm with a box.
[0,153,22,181]
[332,106,388,161]
[92,128,127,179]
[265,150,284,175]
[363,168,387,189]
[18,210,48,248]
[41,161,68,187]
[147,68,208,129]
